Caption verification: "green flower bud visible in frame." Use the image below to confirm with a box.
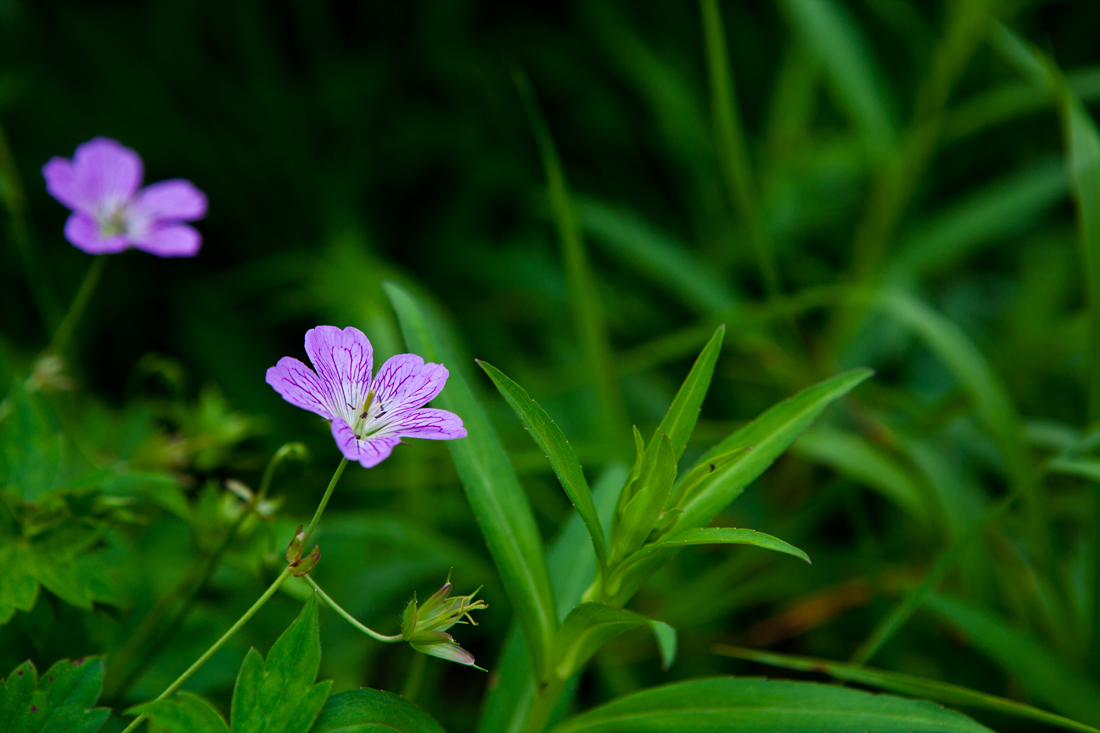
[401,573,487,669]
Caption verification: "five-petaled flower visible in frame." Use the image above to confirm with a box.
[266,325,466,467]
[42,137,207,257]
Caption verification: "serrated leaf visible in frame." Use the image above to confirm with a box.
[649,325,725,461]
[385,282,557,679]
[553,603,675,680]
[229,593,332,733]
[478,360,608,571]
[0,380,63,503]
[0,657,110,733]
[715,646,1100,733]
[548,677,992,733]
[130,691,229,733]
[310,689,445,733]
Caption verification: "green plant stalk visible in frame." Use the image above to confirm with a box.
[47,255,107,356]
[304,575,402,643]
[401,650,427,703]
[104,444,304,701]
[0,119,59,330]
[118,456,348,733]
[699,0,780,301]
[518,673,570,733]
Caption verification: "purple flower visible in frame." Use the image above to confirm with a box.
[42,137,207,257]
[266,325,466,468]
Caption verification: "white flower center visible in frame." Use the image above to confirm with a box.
[346,390,397,441]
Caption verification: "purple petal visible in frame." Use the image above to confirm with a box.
[266,357,334,419]
[390,408,466,440]
[133,179,207,222]
[63,213,131,254]
[42,157,87,213]
[372,354,449,412]
[70,137,143,212]
[410,642,477,666]
[305,326,373,421]
[331,419,400,468]
[132,223,202,257]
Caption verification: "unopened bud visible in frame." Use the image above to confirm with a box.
[286,525,305,565]
[293,546,321,577]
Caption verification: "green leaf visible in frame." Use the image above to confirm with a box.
[779,0,895,159]
[922,593,1100,726]
[576,199,738,314]
[477,360,608,571]
[310,689,445,733]
[676,368,874,532]
[553,603,675,680]
[1049,456,1100,482]
[665,446,751,513]
[130,691,229,733]
[650,325,725,461]
[878,291,1028,484]
[0,380,63,502]
[228,593,332,733]
[622,527,811,570]
[793,425,928,520]
[514,68,626,446]
[613,435,676,561]
[385,281,557,678]
[0,657,110,733]
[0,541,38,625]
[716,646,1100,733]
[548,677,991,733]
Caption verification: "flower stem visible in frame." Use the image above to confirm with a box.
[304,575,402,643]
[104,444,303,702]
[117,456,348,733]
[47,255,106,355]
[301,457,347,547]
[119,566,293,733]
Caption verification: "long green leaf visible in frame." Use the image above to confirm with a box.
[311,689,445,733]
[793,425,928,520]
[716,646,1100,733]
[478,360,608,571]
[576,199,738,314]
[1049,456,1100,483]
[514,68,626,447]
[384,281,557,678]
[779,0,895,159]
[553,603,675,680]
[676,368,874,532]
[650,325,725,461]
[478,466,627,733]
[623,527,810,569]
[549,677,991,733]
[923,593,1100,726]
[700,0,779,298]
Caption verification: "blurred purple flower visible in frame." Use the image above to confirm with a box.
[42,137,207,257]
[266,325,466,468]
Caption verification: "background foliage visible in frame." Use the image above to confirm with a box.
[4,0,1100,731]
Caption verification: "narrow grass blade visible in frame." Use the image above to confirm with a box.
[793,425,928,521]
[549,677,992,733]
[478,360,609,572]
[923,593,1100,726]
[384,282,557,679]
[514,68,626,448]
[700,0,780,298]
[577,198,738,314]
[1049,456,1100,483]
[779,0,895,159]
[651,325,725,460]
[716,646,1100,733]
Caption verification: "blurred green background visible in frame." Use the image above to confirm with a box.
[4,0,1100,731]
